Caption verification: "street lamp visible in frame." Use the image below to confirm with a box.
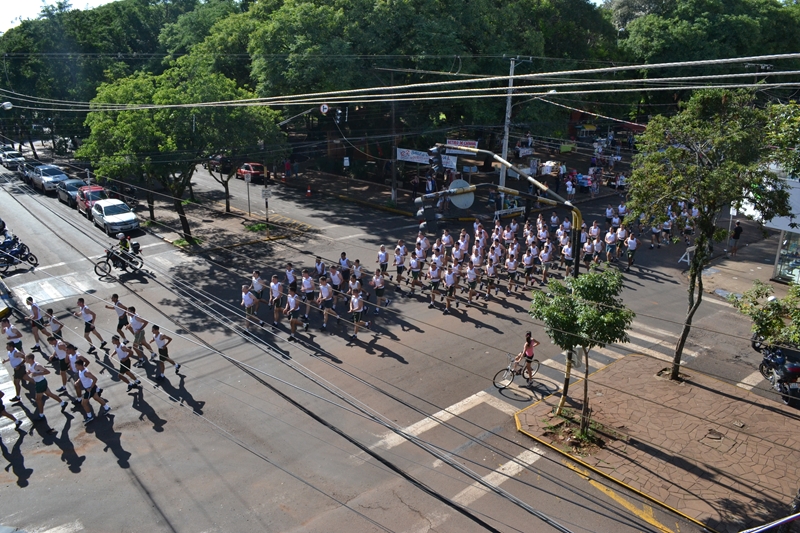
[1,102,11,111]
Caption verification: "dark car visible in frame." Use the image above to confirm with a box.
[207,154,232,174]
[236,162,266,183]
[56,178,87,208]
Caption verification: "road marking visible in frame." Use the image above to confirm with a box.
[334,233,369,241]
[350,391,516,466]
[35,520,85,533]
[737,369,764,391]
[564,461,675,533]
[452,448,545,506]
[35,242,165,271]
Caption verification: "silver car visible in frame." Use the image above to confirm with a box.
[0,151,24,170]
[31,165,69,193]
[91,199,140,235]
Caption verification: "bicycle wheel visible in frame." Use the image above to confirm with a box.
[26,253,38,266]
[524,359,540,380]
[94,260,112,277]
[493,367,515,389]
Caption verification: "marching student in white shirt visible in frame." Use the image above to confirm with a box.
[314,257,327,279]
[109,335,141,391]
[269,275,283,328]
[300,269,316,320]
[75,358,111,425]
[73,298,107,355]
[249,270,268,314]
[348,289,370,340]
[105,294,130,344]
[443,265,459,314]
[283,287,305,342]
[47,335,70,392]
[505,253,519,294]
[126,306,157,365]
[369,270,391,315]
[465,261,479,306]
[241,285,264,332]
[522,248,536,286]
[25,353,68,420]
[150,325,180,379]
[315,276,339,330]
[376,245,389,276]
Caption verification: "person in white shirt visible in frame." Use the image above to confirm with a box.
[393,246,406,287]
[427,263,442,309]
[283,287,304,342]
[285,263,297,293]
[522,248,536,286]
[625,234,639,272]
[582,239,594,270]
[109,335,141,391]
[74,358,111,425]
[2,318,23,353]
[2,342,29,403]
[605,229,618,263]
[376,245,389,276]
[315,276,339,330]
[314,257,327,279]
[73,298,107,355]
[442,230,455,261]
[616,225,628,259]
[250,270,268,314]
[505,254,519,294]
[465,261,479,305]
[348,289,370,340]
[300,269,316,320]
[443,265,459,314]
[150,325,180,379]
[242,285,264,332]
[105,294,130,344]
[45,308,65,341]
[25,353,67,419]
[126,306,156,364]
[269,275,283,328]
[538,244,552,286]
[47,335,70,392]
[562,243,574,277]
[369,270,391,315]
[338,252,352,283]
[25,296,45,352]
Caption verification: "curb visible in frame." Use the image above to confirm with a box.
[513,355,717,533]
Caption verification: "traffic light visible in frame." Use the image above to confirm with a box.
[335,109,343,124]
[429,145,443,175]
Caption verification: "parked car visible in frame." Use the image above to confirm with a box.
[21,160,46,183]
[77,185,108,219]
[207,154,232,174]
[236,162,266,183]
[0,151,25,170]
[56,178,87,208]
[91,199,139,235]
[30,165,69,193]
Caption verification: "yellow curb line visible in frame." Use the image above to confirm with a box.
[513,353,719,533]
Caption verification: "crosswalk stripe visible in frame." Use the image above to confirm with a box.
[452,447,546,506]
[737,370,764,391]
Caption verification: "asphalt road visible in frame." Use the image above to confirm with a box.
[0,165,770,533]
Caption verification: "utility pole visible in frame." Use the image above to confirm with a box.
[499,58,515,208]
[391,72,397,203]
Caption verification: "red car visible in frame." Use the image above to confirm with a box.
[77,185,108,219]
[236,163,266,183]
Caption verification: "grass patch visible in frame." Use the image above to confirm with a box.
[141,219,154,227]
[173,237,202,247]
[245,222,268,232]
[181,197,201,206]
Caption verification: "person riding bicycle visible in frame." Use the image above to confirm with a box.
[514,331,541,385]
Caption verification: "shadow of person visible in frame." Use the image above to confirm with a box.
[48,413,86,473]
[0,428,32,487]
[157,374,205,415]
[86,415,130,469]
[130,388,167,432]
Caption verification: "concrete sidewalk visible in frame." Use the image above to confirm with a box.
[515,355,800,533]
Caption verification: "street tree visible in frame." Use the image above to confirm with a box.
[529,267,634,434]
[77,60,284,242]
[626,89,793,381]
[730,280,800,350]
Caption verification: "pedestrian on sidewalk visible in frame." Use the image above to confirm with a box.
[513,332,541,386]
[25,353,68,420]
[73,298,107,355]
[729,221,743,257]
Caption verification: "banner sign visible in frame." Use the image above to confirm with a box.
[397,148,429,164]
[446,139,478,155]
[494,206,525,219]
[442,155,457,170]
[518,147,533,157]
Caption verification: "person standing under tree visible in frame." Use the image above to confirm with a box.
[729,221,743,257]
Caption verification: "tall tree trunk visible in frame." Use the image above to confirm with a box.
[173,198,195,245]
[580,346,591,435]
[26,132,38,160]
[147,191,155,221]
[555,350,574,416]
[671,239,706,380]
[223,178,230,213]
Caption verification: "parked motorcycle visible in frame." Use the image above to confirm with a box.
[94,241,143,277]
[759,346,800,406]
[0,244,38,273]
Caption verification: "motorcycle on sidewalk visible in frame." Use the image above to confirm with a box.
[94,241,143,277]
[759,346,800,406]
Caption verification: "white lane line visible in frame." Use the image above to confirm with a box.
[35,520,84,533]
[34,242,166,271]
[737,370,764,391]
[334,233,369,241]
[452,448,546,506]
